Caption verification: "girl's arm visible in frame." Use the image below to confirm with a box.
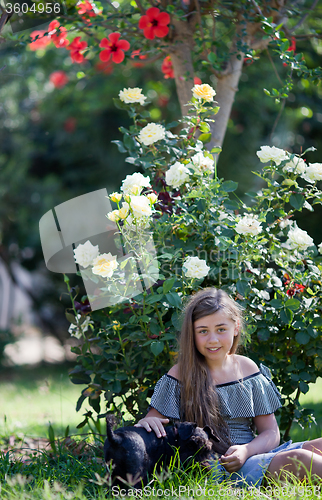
[220,413,280,473]
[134,408,169,437]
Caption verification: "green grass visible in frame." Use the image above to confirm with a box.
[0,363,87,437]
[1,364,322,499]
[289,377,322,442]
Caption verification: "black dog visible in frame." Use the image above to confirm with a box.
[104,418,222,488]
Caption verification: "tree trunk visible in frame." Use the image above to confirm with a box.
[208,53,244,150]
[168,18,196,117]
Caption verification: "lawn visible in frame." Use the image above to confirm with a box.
[1,363,322,499]
[0,363,85,438]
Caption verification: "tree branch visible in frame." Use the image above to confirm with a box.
[0,11,13,35]
[289,0,319,33]
[266,48,283,85]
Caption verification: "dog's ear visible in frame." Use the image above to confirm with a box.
[106,416,122,445]
[203,425,220,443]
[177,422,197,441]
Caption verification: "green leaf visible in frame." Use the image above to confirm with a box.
[76,394,87,412]
[257,329,270,341]
[221,180,238,192]
[163,277,176,294]
[166,292,182,308]
[111,140,127,153]
[199,122,210,133]
[236,280,250,297]
[48,424,57,454]
[295,331,310,345]
[307,326,318,338]
[145,294,163,304]
[223,200,239,211]
[311,317,322,328]
[270,299,283,309]
[211,146,222,154]
[150,341,164,357]
[66,312,77,325]
[289,193,305,210]
[280,308,293,324]
[198,133,212,143]
[285,298,300,311]
[299,381,309,394]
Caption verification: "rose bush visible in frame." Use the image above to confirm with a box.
[66,86,322,439]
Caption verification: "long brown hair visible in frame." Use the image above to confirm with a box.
[177,287,244,454]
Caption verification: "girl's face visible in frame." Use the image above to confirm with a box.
[193,309,238,366]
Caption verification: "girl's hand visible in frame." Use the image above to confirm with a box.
[134,417,169,438]
[219,444,249,472]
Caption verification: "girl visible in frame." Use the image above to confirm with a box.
[135,287,322,487]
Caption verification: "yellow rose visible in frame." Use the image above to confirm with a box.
[192,83,216,102]
[92,253,118,278]
[109,192,122,203]
[107,210,120,222]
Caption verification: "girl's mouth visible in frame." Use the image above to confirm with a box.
[207,347,221,352]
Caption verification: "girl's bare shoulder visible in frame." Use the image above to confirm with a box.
[233,354,259,377]
[167,364,180,380]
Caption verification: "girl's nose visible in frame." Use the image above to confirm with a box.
[209,331,219,343]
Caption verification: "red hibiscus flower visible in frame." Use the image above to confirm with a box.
[77,0,96,17]
[287,37,296,53]
[99,32,130,64]
[64,117,77,133]
[131,49,147,67]
[283,37,296,66]
[161,55,174,79]
[29,30,51,50]
[50,70,69,88]
[139,7,170,40]
[48,20,69,48]
[67,37,88,63]
[95,59,113,74]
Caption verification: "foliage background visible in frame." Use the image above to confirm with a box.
[0,0,322,436]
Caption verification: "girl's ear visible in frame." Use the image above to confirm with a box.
[234,319,240,336]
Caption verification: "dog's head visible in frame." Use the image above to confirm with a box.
[171,421,220,464]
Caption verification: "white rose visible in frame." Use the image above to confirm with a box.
[183,256,210,279]
[301,163,322,183]
[138,123,166,146]
[121,172,151,195]
[129,195,152,218]
[73,240,99,268]
[107,209,121,222]
[165,162,190,188]
[235,215,263,236]
[279,219,292,229]
[318,242,322,254]
[119,87,147,105]
[286,227,314,251]
[283,156,306,174]
[191,152,215,172]
[68,314,93,339]
[256,146,288,165]
[92,252,118,278]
